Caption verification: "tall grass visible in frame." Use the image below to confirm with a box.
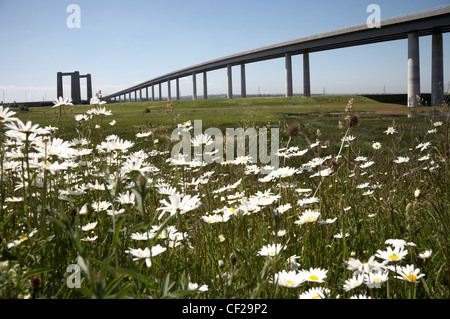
[0,97,448,299]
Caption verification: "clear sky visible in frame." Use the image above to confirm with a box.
[1,0,449,102]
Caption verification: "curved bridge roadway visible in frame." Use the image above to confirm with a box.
[104,6,450,106]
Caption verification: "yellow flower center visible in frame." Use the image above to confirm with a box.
[269,251,275,256]
[406,274,417,282]
[312,295,321,299]
[19,237,28,242]
[374,278,381,283]
[230,207,237,212]
[286,280,294,286]
[307,218,312,222]
[389,254,399,260]
[309,275,319,281]
[44,164,51,168]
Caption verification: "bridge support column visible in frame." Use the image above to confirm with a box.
[159,83,162,101]
[86,74,93,100]
[227,64,233,99]
[168,80,171,101]
[176,78,180,100]
[408,32,420,107]
[241,64,246,98]
[139,89,142,101]
[192,73,197,100]
[129,92,132,102]
[285,54,293,97]
[57,72,63,98]
[151,86,154,101]
[303,52,311,97]
[432,33,444,106]
[203,72,208,99]
[146,87,149,101]
[71,71,81,104]
[135,91,138,102]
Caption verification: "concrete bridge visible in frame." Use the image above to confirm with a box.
[104,6,450,106]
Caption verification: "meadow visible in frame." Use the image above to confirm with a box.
[0,94,448,299]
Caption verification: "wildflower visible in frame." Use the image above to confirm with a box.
[89,96,107,105]
[297,196,319,207]
[271,270,306,288]
[364,270,389,288]
[299,287,331,299]
[385,239,416,248]
[427,128,437,134]
[188,282,208,292]
[109,120,116,126]
[156,192,201,220]
[341,135,356,142]
[177,120,193,132]
[294,209,320,225]
[269,167,300,178]
[414,189,421,198]
[343,273,365,292]
[384,126,397,134]
[0,105,17,122]
[81,236,98,242]
[125,244,167,267]
[418,250,432,259]
[393,156,410,164]
[81,222,98,232]
[191,133,213,146]
[433,121,443,127]
[201,212,232,224]
[287,255,301,270]
[359,161,374,168]
[334,232,350,238]
[257,243,284,257]
[5,119,49,135]
[91,201,112,212]
[375,246,408,263]
[350,294,372,299]
[299,268,328,283]
[276,203,292,214]
[392,264,425,283]
[116,191,135,206]
[52,97,73,108]
[372,142,382,149]
[416,142,430,152]
[354,156,368,162]
[345,255,385,275]
[136,131,153,138]
[7,229,37,249]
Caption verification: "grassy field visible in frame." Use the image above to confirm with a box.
[0,95,449,300]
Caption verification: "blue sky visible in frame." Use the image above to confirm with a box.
[0,0,449,102]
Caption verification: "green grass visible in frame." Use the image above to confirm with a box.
[1,95,449,300]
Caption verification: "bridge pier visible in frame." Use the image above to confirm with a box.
[303,53,311,97]
[146,87,149,101]
[227,64,233,99]
[176,78,180,100]
[432,33,444,106]
[159,83,162,101]
[241,64,246,98]
[151,86,155,101]
[203,72,208,99]
[285,53,293,97]
[168,80,171,101]
[408,32,421,106]
[193,73,197,100]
